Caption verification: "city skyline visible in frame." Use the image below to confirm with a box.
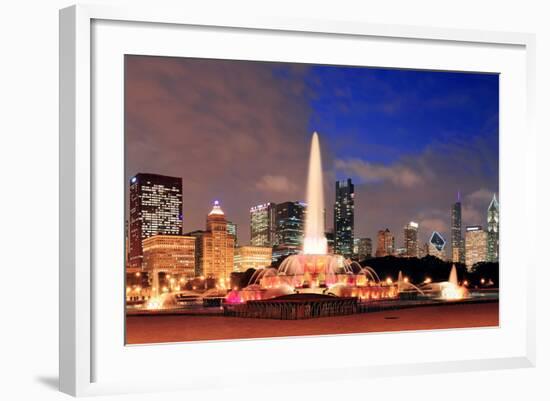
[127,170,499,256]
[125,55,498,251]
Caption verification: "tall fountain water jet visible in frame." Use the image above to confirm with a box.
[303,132,328,255]
[449,264,458,286]
[224,132,398,304]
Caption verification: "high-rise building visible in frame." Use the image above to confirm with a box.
[272,201,306,260]
[357,238,372,260]
[125,219,130,270]
[428,231,447,260]
[185,230,206,277]
[375,229,395,257]
[193,201,235,282]
[334,179,355,257]
[227,221,237,246]
[234,246,273,272]
[250,203,277,247]
[142,235,196,280]
[129,173,183,269]
[353,238,360,256]
[487,194,499,262]
[325,230,335,254]
[404,221,419,257]
[419,242,430,258]
[451,194,464,264]
[465,225,488,270]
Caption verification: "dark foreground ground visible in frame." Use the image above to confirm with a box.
[126,301,499,344]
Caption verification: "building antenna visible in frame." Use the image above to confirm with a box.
[457,190,461,202]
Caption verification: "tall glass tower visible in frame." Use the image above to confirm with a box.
[129,173,183,269]
[451,193,464,264]
[404,221,419,257]
[487,194,499,262]
[334,178,355,257]
[275,201,306,249]
[250,202,276,247]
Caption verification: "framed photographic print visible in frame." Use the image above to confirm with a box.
[59,4,536,397]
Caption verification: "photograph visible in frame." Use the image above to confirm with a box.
[124,55,499,345]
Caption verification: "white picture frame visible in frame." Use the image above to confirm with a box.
[59,4,536,397]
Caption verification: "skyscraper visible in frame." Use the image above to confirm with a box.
[465,225,488,270]
[375,229,395,257]
[325,230,335,254]
[451,194,464,264]
[227,221,237,246]
[487,194,499,262]
[194,201,235,281]
[404,221,419,257]
[272,201,306,260]
[334,178,354,257]
[129,173,183,269]
[428,231,447,260]
[357,237,372,260]
[250,202,276,247]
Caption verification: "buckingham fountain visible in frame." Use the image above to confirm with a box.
[141,132,470,314]
[224,132,402,317]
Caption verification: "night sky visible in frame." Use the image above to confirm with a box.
[125,55,499,251]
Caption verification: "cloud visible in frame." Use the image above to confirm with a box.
[125,56,312,238]
[349,136,498,247]
[466,188,494,206]
[125,56,499,247]
[256,175,298,193]
[334,158,424,188]
[461,188,496,226]
[418,218,447,235]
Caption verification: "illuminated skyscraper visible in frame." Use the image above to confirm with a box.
[465,225,488,270]
[227,221,237,246]
[419,242,429,258]
[334,178,354,257]
[357,237,372,260]
[375,229,395,257]
[272,201,306,260]
[451,194,464,263]
[428,231,447,260]
[194,201,235,281]
[404,221,419,257]
[129,173,183,269]
[250,202,276,247]
[487,194,499,262]
[325,230,335,254]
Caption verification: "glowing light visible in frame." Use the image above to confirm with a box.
[386,278,393,285]
[225,290,244,304]
[209,201,225,216]
[303,132,328,255]
[146,297,162,310]
[424,277,432,284]
[440,282,469,301]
